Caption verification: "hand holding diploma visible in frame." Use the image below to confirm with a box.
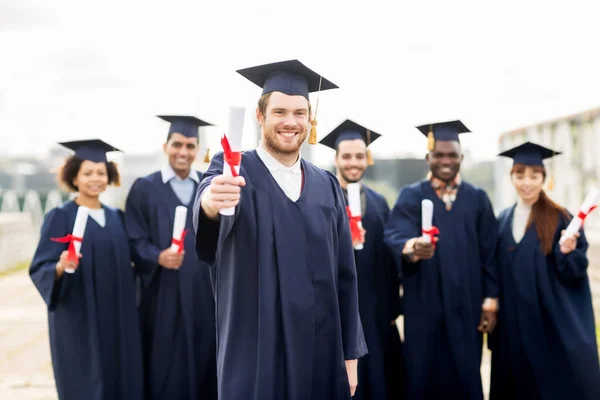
[346,183,366,250]
[559,187,600,246]
[220,106,245,216]
[51,205,89,274]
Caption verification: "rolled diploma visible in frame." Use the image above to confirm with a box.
[221,106,246,216]
[170,206,188,252]
[347,183,363,250]
[421,199,434,243]
[559,187,600,245]
[66,205,89,273]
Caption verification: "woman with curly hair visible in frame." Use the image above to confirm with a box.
[29,139,143,400]
[490,141,600,400]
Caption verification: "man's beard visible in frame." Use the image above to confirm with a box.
[263,129,305,156]
[340,169,365,184]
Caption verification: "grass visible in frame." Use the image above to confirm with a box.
[0,260,30,278]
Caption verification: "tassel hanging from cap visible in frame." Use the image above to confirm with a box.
[308,75,322,145]
[308,119,317,144]
[203,148,210,163]
[427,125,435,152]
[366,129,374,165]
[547,174,555,191]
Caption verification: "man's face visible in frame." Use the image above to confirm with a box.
[257,91,310,157]
[335,139,368,184]
[163,132,199,175]
[426,140,463,181]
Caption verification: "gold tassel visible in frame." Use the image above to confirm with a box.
[308,119,317,144]
[366,129,374,165]
[203,148,210,163]
[427,128,435,152]
[547,174,555,191]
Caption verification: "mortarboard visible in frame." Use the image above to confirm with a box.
[498,141,561,166]
[58,139,121,163]
[319,119,381,165]
[498,141,561,190]
[415,120,471,152]
[158,115,214,162]
[236,59,339,144]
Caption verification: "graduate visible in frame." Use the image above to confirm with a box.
[29,139,144,400]
[320,119,406,400]
[193,59,367,400]
[490,142,600,399]
[383,120,499,400]
[124,116,217,400]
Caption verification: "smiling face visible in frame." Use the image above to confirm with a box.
[335,139,368,184]
[72,160,109,198]
[257,91,310,158]
[510,163,545,204]
[163,132,199,176]
[426,140,464,182]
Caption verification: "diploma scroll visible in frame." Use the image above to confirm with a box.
[50,205,89,274]
[170,206,188,254]
[559,187,600,245]
[420,199,438,244]
[220,106,245,216]
[347,183,363,250]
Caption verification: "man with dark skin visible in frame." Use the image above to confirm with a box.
[384,120,499,400]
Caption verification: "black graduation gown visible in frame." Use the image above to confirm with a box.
[29,200,144,400]
[383,180,499,400]
[124,171,217,400]
[347,185,406,400]
[193,150,368,400]
[489,206,600,400]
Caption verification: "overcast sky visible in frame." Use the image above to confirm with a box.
[1,0,599,163]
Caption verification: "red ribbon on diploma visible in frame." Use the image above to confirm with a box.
[221,135,241,177]
[578,205,597,224]
[50,234,82,263]
[171,229,189,254]
[422,226,440,247]
[346,206,362,242]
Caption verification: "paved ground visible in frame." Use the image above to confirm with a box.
[0,268,492,399]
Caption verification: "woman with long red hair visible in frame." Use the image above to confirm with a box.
[489,141,600,399]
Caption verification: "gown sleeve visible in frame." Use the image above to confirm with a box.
[332,175,368,360]
[124,178,163,286]
[476,189,500,299]
[29,207,71,310]
[553,215,589,282]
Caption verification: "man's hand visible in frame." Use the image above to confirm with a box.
[201,175,246,220]
[478,310,497,334]
[345,359,358,397]
[158,248,184,270]
[352,226,366,247]
[413,237,436,260]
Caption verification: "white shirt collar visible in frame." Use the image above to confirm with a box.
[161,164,200,183]
[256,141,302,174]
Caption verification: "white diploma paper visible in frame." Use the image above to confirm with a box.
[559,187,600,245]
[170,206,188,252]
[421,199,434,243]
[347,183,363,250]
[66,205,89,273]
[221,106,246,216]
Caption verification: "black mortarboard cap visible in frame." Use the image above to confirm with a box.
[58,139,121,163]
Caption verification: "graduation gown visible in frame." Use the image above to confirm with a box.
[347,185,406,400]
[124,171,217,400]
[29,200,144,400]
[193,150,368,400]
[383,180,498,400]
[489,206,600,400]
